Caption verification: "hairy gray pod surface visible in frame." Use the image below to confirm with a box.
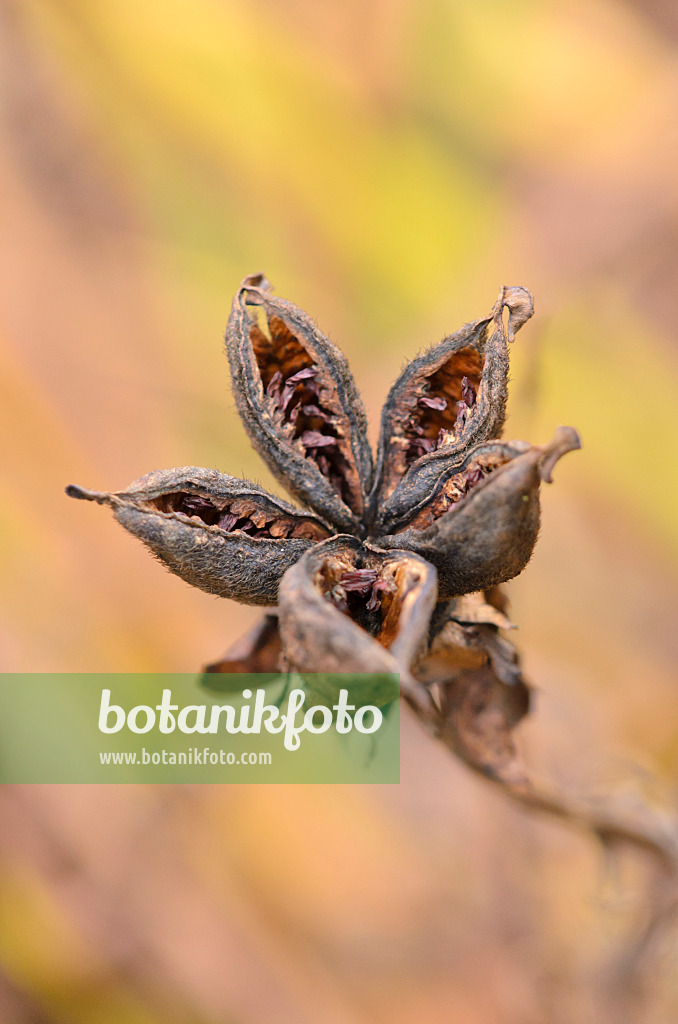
[67,275,579,708]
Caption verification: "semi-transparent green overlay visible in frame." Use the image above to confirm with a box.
[0,674,400,783]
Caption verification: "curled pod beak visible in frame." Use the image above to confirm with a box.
[277,536,438,706]
[65,467,331,605]
[226,274,373,535]
[368,286,534,526]
[376,426,581,600]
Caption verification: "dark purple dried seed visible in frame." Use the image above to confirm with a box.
[177,494,221,525]
[411,438,436,454]
[280,384,296,413]
[300,430,337,449]
[464,465,485,488]
[219,512,239,531]
[455,402,469,431]
[418,395,448,411]
[265,369,283,399]
[367,578,391,611]
[461,375,476,407]
[286,367,317,385]
[180,495,215,512]
[290,401,325,425]
[340,569,379,593]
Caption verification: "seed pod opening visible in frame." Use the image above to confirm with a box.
[66,467,330,605]
[373,438,533,536]
[376,427,580,600]
[277,537,437,681]
[226,274,373,534]
[368,286,534,526]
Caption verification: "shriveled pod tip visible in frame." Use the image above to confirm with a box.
[494,286,535,344]
[65,483,113,504]
[238,272,273,303]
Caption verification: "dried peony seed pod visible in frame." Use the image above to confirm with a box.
[367,285,534,526]
[375,427,581,599]
[69,273,578,716]
[66,467,331,605]
[226,274,373,535]
[277,536,437,705]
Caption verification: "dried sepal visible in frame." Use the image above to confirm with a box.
[377,427,581,599]
[368,286,534,524]
[419,593,521,687]
[416,593,530,781]
[66,468,330,605]
[444,591,516,632]
[277,536,437,703]
[226,274,373,534]
[203,612,282,677]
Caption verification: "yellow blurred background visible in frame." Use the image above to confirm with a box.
[2,0,678,1019]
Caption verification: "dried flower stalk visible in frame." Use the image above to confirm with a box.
[67,276,678,1000]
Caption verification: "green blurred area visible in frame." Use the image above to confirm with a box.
[1,0,678,1020]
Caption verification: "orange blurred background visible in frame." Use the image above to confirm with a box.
[1,0,678,1020]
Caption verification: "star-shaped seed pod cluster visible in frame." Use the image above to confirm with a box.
[67,274,579,731]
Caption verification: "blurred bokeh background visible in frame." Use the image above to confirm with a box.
[2,0,678,1019]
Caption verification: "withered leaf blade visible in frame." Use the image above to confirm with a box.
[377,427,581,600]
[421,597,530,782]
[438,663,530,784]
[226,274,373,535]
[66,467,331,605]
[368,286,534,526]
[277,536,437,706]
